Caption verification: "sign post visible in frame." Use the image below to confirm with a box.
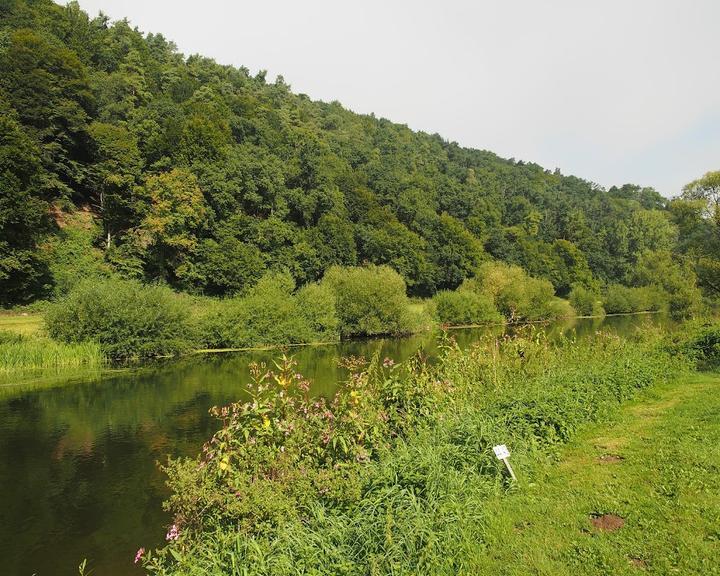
[492,444,516,481]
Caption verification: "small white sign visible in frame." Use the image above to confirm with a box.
[493,444,510,460]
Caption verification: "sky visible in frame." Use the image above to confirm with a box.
[63,0,720,197]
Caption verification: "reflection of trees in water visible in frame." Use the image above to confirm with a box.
[0,312,667,576]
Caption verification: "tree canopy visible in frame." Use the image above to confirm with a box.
[0,0,715,308]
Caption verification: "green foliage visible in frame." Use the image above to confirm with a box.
[45,278,193,358]
[296,282,340,342]
[0,333,103,374]
[669,320,720,369]
[0,107,49,305]
[42,211,112,296]
[569,284,605,317]
[1,0,709,310]
[144,329,685,575]
[138,168,208,284]
[632,250,702,319]
[321,265,416,338]
[464,261,572,321]
[192,236,266,296]
[195,273,339,349]
[602,284,664,314]
[682,170,720,219]
[432,289,502,325]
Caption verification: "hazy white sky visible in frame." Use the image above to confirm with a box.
[64,0,720,196]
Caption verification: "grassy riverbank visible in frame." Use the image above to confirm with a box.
[140,322,709,575]
[0,313,43,337]
[0,314,104,377]
[475,372,720,575]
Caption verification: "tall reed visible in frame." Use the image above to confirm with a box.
[0,337,105,374]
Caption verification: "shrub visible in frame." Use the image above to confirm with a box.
[195,274,341,349]
[463,262,569,321]
[432,289,502,325]
[296,283,340,342]
[45,278,193,358]
[322,265,416,338]
[603,284,666,314]
[569,284,605,317]
[672,321,720,369]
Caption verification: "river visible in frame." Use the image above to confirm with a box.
[0,314,667,576]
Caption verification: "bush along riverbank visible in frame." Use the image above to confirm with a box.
[138,324,698,575]
[4,260,702,370]
[40,263,578,363]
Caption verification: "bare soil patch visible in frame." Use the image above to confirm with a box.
[598,454,624,464]
[590,513,624,532]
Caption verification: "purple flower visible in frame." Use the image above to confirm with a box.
[166,524,179,541]
[134,547,145,564]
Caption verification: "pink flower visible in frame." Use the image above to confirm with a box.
[383,357,395,368]
[134,548,145,564]
[166,524,179,541]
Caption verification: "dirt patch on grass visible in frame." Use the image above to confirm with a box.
[598,454,625,464]
[590,513,624,532]
[629,557,647,569]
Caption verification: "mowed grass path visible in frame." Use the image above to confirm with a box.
[0,313,43,336]
[474,373,720,575]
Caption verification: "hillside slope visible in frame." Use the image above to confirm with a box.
[0,0,704,306]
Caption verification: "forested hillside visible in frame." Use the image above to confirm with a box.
[1,0,718,310]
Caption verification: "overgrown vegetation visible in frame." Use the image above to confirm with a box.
[0,0,716,318]
[321,265,420,338]
[39,267,426,358]
[140,326,690,575]
[0,330,103,374]
[45,278,193,359]
[194,273,340,350]
[432,289,502,325]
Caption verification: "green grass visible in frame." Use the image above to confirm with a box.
[144,328,694,575]
[0,337,105,375]
[1,313,105,376]
[0,313,43,336]
[474,373,720,575]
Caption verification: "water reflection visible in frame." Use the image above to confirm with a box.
[0,314,667,576]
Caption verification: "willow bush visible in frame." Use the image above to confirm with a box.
[45,278,193,359]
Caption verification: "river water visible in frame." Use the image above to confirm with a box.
[0,314,665,576]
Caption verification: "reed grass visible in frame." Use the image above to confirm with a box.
[0,336,105,374]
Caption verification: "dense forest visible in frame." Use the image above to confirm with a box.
[1,0,719,314]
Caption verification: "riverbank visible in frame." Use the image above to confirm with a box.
[474,372,720,574]
[0,308,667,378]
[141,321,700,575]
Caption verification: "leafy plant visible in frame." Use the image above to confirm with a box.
[45,278,193,358]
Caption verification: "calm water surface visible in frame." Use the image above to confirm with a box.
[0,314,666,576]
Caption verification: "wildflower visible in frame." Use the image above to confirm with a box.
[383,357,395,368]
[134,548,145,564]
[166,524,179,541]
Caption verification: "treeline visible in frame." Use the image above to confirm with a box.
[1,0,718,311]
